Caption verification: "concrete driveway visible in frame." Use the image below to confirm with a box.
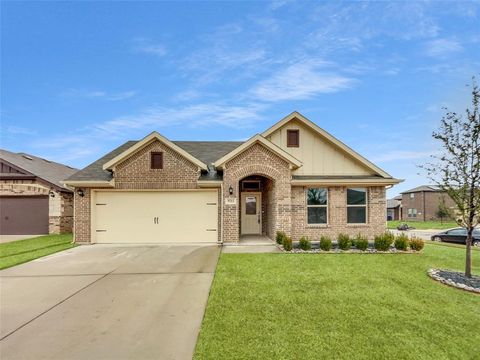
[0,244,220,360]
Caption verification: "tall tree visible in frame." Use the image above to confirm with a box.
[422,77,480,278]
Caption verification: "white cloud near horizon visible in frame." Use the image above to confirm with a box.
[370,150,440,164]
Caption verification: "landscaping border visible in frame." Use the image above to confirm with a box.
[428,268,480,294]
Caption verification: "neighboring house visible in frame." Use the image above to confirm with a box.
[0,149,78,234]
[64,112,401,244]
[400,185,456,222]
[387,195,402,221]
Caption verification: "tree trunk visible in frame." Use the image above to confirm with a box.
[465,229,472,278]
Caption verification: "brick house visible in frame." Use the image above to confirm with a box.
[64,112,401,244]
[387,195,402,221]
[0,149,77,234]
[400,185,456,221]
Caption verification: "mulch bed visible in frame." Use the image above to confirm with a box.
[428,268,480,294]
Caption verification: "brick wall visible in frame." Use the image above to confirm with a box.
[291,186,386,240]
[402,191,456,221]
[115,140,199,189]
[222,143,291,242]
[73,188,91,243]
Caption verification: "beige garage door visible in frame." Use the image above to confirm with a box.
[93,191,218,244]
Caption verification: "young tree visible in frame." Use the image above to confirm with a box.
[435,195,452,224]
[422,77,480,278]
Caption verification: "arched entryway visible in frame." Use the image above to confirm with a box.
[238,175,275,239]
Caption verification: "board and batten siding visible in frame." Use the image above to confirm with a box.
[266,119,374,176]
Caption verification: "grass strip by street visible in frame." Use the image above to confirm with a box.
[195,244,479,360]
[387,220,458,230]
[0,234,75,270]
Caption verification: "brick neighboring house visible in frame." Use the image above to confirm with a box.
[64,112,401,244]
[387,195,402,220]
[400,185,456,221]
[0,149,78,234]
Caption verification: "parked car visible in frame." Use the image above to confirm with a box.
[431,228,480,246]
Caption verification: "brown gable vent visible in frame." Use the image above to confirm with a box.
[150,152,163,169]
[287,129,299,147]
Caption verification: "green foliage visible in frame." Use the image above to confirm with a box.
[354,234,369,251]
[374,232,394,251]
[276,231,287,245]
[319,236,332,251]
[394,234,409,251]
[299,236,311,251]
[282,236,293,251]
[409,237,425,251]
[337,233,351,250]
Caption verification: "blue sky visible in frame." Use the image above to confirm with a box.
[1,1,479,197]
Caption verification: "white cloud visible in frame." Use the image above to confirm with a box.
[424,38,463,57]
[132,38,167,57]
[61,89,136,101]
[1,125,37,135]
[249,61,354,102]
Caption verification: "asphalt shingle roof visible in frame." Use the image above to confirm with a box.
[0,149,78,191]
[400,185,442,194]
[66,140,242,182]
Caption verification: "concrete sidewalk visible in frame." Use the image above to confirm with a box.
[0,244,220,360]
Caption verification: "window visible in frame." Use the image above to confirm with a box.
[242,180,261,191]
[407,208,417,218]
[447,229,467,236]
[245,196,257,215]
[347,188,367,223]
[307,188,327,224]
[410,193,415,199]
[150,152,163,169]
[287,129,299,147]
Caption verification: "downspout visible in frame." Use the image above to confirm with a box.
[423,191,426,222]
[220,182,224,246]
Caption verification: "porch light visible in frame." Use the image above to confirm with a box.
[229,186,234,195]
[49,190,55,198]
[76,188,85,197]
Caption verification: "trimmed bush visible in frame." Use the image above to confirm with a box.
[374,232,394,251]
[409,237,425,251]
[354,234,369,251]
[319,236,332,251]
[394,233,409,251]
[337,233,351,250]
[282,236,293,251]
[276,231,287,245]
[299,236,311,251]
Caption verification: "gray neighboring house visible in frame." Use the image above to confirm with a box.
[0,149,78,235]
[387,195,402,221]
[400,185,456,222]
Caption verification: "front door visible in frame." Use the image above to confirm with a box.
[241,193,261,235]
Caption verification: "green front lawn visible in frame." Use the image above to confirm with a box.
[0,234,75,270]
[195,244,479,359]
[387,220,458,230]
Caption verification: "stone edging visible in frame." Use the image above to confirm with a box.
[428,268,480,294]
[277,245,421,254]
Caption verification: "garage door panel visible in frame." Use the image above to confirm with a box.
[0,196,49,235]
[94,191,218,243]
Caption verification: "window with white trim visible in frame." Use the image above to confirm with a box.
[347,188,367,223]
[408,208,417,218]
[307,188,328,224]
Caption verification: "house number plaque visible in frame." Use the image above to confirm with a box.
[225,197,237,205]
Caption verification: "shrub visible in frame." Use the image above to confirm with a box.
[282,236,293,251]
[319,236,332,251]
[299,236,311,251]
[337,233,351,250]
[276,231,287,245]
[354,234,369,251]
[374,232,394,251]
[394,233,409,251]
[409,237,425,251]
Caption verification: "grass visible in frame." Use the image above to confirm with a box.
[195,244,480,360]
[0,234,75,270]
[387,220,458,230]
